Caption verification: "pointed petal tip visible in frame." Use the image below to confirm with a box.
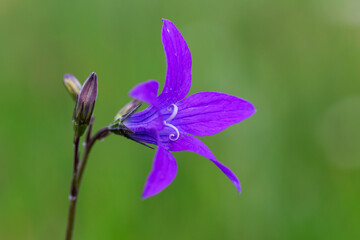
[141,184,163,199]
[161,19,178,35]
[141,191,154,200]
[236,182,241,194]
[239,97,256,114]
[161,18,171,24]
[240,98,256,119]
[141,147,177,199]
[250,105,257,116]
[249,100,256,112]
[227,170,241,194]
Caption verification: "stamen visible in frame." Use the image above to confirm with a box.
[164,104,180,141]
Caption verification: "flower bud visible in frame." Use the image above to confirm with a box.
[109,100,141,136]
[73,72,98,136]
[114,99,141,121]
[63,74,81,100]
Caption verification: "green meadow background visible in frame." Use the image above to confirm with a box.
[1,0,360,239]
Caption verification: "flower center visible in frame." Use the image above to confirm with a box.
[164,104,180,141]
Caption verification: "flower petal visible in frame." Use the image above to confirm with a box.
[142,146,177,199]
[126,80,164,131]
[158,19,192,105]
[126,126,159,146]
[173,92,256,136]
[129,80,159,107]
[168,134,241,193]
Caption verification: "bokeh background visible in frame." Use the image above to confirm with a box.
[1,0,360,239]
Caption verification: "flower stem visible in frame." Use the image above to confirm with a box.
[76,126,109,188]
[65,195,78,240]
[65,118,109,240]
[65,135,80,240]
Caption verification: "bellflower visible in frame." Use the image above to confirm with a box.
[117,19,256,199]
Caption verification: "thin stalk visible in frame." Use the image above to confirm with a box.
[65,196,77,240]
[76,127,109,188]
[65,135,80,240]
[65,118,109,240]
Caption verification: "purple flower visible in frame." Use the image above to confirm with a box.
[121,19,255,199]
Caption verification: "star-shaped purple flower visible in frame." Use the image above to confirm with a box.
[122,19,255,199]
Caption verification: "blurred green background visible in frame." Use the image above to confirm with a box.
[1,0,360,239]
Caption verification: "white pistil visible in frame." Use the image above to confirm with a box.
[165,123,180,141]
[164,104,180,141]
[165,104,178,122]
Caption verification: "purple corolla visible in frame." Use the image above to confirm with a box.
[121,19,255,199]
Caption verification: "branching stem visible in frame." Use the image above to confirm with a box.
[65,117,109,240]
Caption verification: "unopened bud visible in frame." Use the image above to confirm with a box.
[64,74,81,100]
[73,72,98,136]
[114,100,141,121]
[109,100,141,136]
